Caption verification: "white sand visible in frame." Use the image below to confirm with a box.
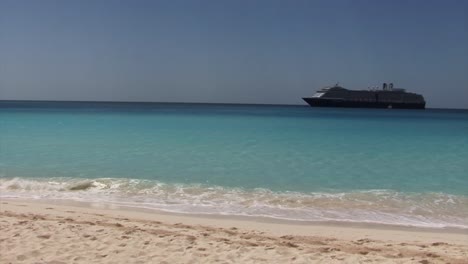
[1,199,467,263]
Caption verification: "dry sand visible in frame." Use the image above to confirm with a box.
[1,199,467,263]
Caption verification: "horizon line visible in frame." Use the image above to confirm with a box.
[0,99,466,111]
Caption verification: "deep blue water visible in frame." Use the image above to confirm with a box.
[1,101,467,228]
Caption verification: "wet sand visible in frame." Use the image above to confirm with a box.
[1,199,467,263]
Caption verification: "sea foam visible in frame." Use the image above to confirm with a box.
[1,177,467,229]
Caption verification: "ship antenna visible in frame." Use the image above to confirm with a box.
[335,82,339,87]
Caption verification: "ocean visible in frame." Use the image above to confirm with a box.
[1,101,467,228]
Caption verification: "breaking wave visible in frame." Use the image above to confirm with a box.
[1,177,468,229]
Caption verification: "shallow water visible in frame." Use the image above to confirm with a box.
[1,101,467,228]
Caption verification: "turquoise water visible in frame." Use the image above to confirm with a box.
[1,101,468,228]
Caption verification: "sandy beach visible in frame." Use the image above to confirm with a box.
[1,199,467,263]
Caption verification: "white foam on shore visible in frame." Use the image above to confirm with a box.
[1,177,468,229]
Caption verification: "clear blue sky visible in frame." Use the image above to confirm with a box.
[1,0,467,108]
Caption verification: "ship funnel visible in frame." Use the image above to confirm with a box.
[383,83,387,90]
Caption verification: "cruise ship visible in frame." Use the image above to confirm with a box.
[303,83,426,109]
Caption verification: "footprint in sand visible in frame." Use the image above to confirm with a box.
[431,242,447,246]
[426,253,440,258]
[282,242,299,248]
[46,261,66,264]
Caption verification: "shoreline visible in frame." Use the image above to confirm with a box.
[2,195,468,233]
[6,197,468,236]
[2,176,467,230]
[1,198,468,263]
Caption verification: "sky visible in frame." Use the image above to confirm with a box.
[1,0,467,108]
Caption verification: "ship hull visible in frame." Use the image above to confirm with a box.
[302,98,425,109]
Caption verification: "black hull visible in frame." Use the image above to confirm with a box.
[303,98,425,109]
